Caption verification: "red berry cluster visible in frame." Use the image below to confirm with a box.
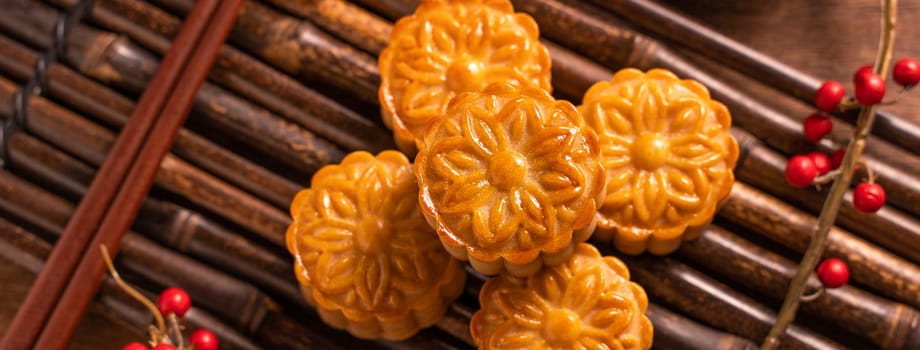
[789,59,919,290]
[787,61,910,212]
[121,287,219,350]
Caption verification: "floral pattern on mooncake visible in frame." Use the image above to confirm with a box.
[286,151,466,340]
[378,0,552,154]
[415,84,605,277]
[471,243,653,350]
[579,68,739,255]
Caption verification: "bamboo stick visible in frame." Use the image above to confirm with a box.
[721,181,920,309]
[0,169,347,349]
[256,0,599,103]
[616,253,846,349]
[0,216,264,350]
[3,0,349,175]
[677,225,920,349]
[62,0,394,153]
[352,0,414,21]
[729,127,920,267]
[718,131,920,307]
[263,0,392,55]
[0,33,300,209]
[149,0,381,108]
[0,0,219,347]
[0,76,291,248]
[646,303,758,350]
[3,130,302,306]
[0,209,343,350]
[587,0,920,155]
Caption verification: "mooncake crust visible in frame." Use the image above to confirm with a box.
[378,0,552,154]
[579,68,739,255]
[415,83,605,277]
[471,243,653,350]
[286,151,466,340]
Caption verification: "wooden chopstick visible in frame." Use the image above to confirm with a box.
[0,1,218,348]
[27,1,242,348]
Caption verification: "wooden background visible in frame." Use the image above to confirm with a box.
[1,0,919,348]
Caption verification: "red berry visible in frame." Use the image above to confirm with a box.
[814,80,845,112]
[152,345,176,350]
[893,58,920,86]
[854,71,886,105]
[816,258,850,288]
[157,287,191,317]
[189,329,220,350]
[830,149,846,169]
[807,152,831,175]
[802,113,833,143]
[854,64,873,83]
[785,155,818,188]
[121,343,149,350]
[853,182,886,213]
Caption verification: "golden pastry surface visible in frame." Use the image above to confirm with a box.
[415,84,605,276]
[471,243,653,350]
[579,68,739,255]
[378,0,552,154]
[286,151,465,340]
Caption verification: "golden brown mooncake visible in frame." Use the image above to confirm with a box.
[378,0,552,154]
[471,243,653,350]
[286,151,466,340]
[579,68,739,256]
[415,83,605,277]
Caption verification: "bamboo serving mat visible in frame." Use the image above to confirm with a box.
[1,0,919,349]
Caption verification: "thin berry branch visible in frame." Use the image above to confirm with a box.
[761,0,897,348]
[838,98,862,111]
[813,168,842,188]
[865,162,877,183]
[879,85,914,104]
[101,245,167,337]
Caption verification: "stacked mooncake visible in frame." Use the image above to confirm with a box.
[286,0,738,347]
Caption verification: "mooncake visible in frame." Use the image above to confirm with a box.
[415,83,605,277]
[378,0,552,154]
[471,243,653,350]
[286,151,466,340]
[579,68,739,255]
